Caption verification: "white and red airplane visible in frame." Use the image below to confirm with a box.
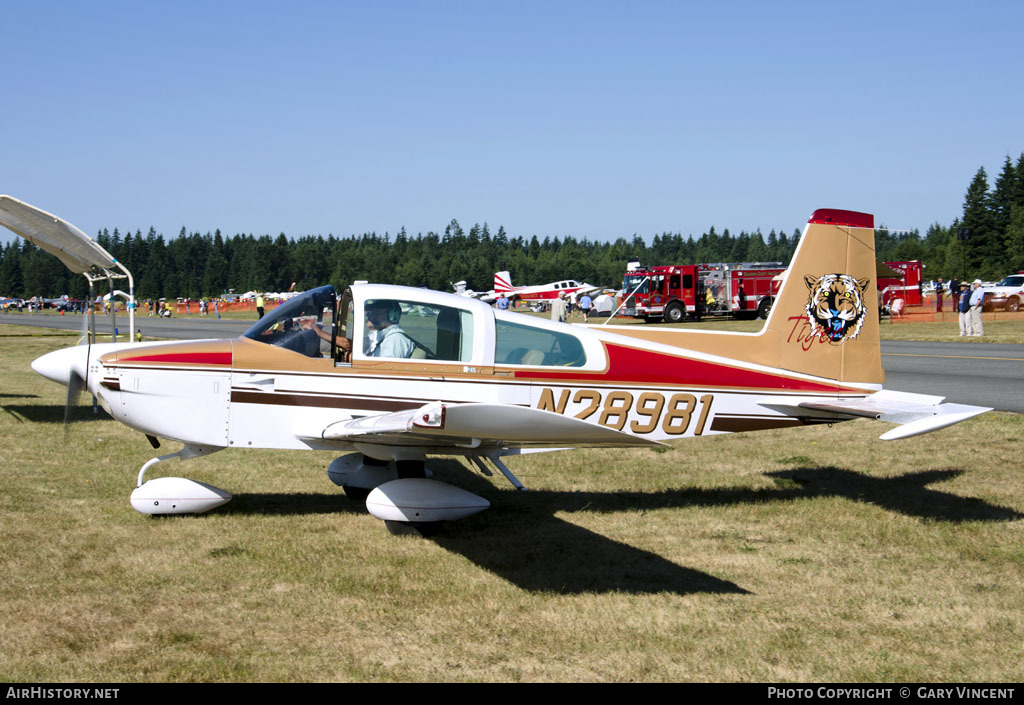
[25,205,990,534]
[493,271,601,301]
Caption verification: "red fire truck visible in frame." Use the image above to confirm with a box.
[620,261,786,322]
[621,258,925,323]
[877,260,924,308]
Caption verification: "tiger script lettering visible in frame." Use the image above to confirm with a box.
[786,315,830,351]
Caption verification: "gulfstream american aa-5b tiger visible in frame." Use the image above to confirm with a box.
[25,205,991,534]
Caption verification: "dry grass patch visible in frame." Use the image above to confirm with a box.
[0,335,1021,682]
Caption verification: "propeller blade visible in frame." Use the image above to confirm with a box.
[63,370,84,438]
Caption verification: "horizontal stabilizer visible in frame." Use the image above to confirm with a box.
[310,402,665,449]
[760,390,991,440]
[876,406,990,440]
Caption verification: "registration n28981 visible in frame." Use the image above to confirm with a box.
[534,387,714,437]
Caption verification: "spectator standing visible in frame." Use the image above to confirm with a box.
[968,280,985,336]
[550,292,567,323]
[949,278,961,313]
[958,284,972,336]
[579,292,593,323]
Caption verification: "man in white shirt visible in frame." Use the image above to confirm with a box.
[968,280,986,337]
[550,292,567,323]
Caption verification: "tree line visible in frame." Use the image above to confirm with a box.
[2,154,1023,300]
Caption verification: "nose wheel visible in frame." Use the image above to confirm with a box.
[130,444,229,515]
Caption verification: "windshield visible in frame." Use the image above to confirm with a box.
[996,275,1024,287]
[623,275,649,294]
[242,285,336,357]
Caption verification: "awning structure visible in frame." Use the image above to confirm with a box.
[0,195,125,276]
[0,195,135,337]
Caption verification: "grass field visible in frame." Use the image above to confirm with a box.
[0,329,1021,682]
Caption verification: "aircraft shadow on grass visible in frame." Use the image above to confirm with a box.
[766,466,1023,523]
[221,492,367,517]
[210,461,1020,595]
[218,486,745,595]
[1,404,105,424]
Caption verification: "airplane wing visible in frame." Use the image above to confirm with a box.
[759,390,991,441]
[301,402,665,449]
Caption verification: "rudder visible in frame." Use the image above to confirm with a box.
[494,271,513,293]
[762,208,883,386]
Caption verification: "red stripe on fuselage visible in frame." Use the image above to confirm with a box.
[512,288,584,300]
[118,351,233,366]
[515,343,853,392]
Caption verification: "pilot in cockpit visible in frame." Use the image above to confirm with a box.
[363,300,415,358]
[303,298,415,360]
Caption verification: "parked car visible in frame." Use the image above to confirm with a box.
[983,274,1024,312]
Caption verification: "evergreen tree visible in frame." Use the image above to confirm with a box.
[0,241,24,294]
[991,156,1017,238]
[922,223,952,277]
[1005,205,1024,273]
[747,230,769,262]
[961,167,995,277]
[944,218,968,279]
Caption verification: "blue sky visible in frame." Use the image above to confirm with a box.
[1,0,1021,246]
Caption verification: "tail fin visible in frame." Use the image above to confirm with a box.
[607,208,884,387]
[761,208,883,385]
[494,271,513,293]
[605,209,991,435]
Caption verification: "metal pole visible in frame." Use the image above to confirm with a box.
[603,275,650,325]
[108,275,117,344]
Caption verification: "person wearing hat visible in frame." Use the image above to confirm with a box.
[957,283,973,336]
[550,291,567,323]
[968,280,985,336]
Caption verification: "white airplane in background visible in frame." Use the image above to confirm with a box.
[13,198,991,536]
[493,271,601,301]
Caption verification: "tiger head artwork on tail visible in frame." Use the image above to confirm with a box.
[803,273,870,344]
